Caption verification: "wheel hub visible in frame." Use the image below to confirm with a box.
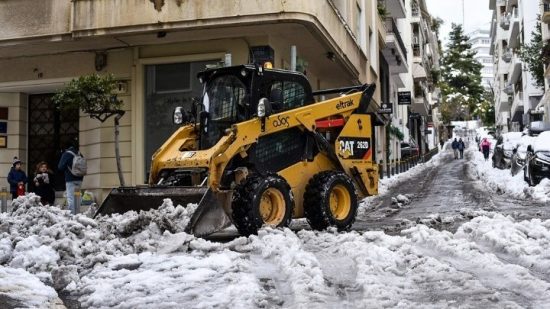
[329,184,351,220]
[259,188,285,225]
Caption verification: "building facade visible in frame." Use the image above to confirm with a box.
[0,0,438,203]
[409,0,440,152]
[468,29,494,89]
[538,0,550,120]
[490,0,543,132]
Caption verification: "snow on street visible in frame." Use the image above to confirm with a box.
[1,144,550,308]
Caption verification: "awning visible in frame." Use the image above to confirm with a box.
[412,63,427,79]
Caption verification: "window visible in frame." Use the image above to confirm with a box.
[269,81,306,111]
[153,63,191,93]
[144,60,218,180]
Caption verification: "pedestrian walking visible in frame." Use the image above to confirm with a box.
[481,138,491,161]
[58,138,86,214]
[7,157,28,199]
[458,138,465,159]
[451,138,459,160]
[33,161,55,205]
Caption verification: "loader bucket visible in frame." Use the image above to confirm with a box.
[95,186,233,237]
[94,186,208,217]
[184,188,233,237]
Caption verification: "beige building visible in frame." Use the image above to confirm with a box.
[1,0,403,202]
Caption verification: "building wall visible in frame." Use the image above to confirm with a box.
[490,0,543,132]
[468,29,493,89]
[0,0,442,203]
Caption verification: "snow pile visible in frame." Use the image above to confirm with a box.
[468,149,550,202]
[0,266,61,308]
[2,196,550,307]
[0,194,198,292]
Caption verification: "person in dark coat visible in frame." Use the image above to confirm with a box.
[58,138,84,214]
[451,138,459,160]
[33,161,56,205]
[7,157,28,199]
[458,138,465,159]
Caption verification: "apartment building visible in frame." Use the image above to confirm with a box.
[409,0,441,153]
[489,0,543,132]
[468,29,494,89]
[537,0,550,120]
[0,0,403,202]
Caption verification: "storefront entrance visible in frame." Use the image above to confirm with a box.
[27,94,79,191]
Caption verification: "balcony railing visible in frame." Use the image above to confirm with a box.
[502,49,512,62]
[385,18,407,61]
[503,84,514,95]
[411,5,419,17]
[413,44,421,57]
[500,14,510,30]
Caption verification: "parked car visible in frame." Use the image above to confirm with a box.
[527,121,550,136]
[492,132,522,169]
[524,131,550,186]
[401,141,419,159]
[510,135,535,176]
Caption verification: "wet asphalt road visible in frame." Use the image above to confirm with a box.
[354,147,550,235]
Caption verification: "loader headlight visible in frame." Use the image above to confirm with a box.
[257,98,266,118]
[173,106,183,124]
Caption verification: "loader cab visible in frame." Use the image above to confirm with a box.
[196,65,314,149]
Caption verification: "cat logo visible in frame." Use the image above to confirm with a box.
[338,137,371,160]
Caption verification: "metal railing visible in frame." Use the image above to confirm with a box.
[378,148,439,179]
[385,18,408,61]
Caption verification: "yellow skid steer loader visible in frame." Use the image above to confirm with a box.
[95,65,379,236]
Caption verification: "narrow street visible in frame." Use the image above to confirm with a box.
[355,145,550,234]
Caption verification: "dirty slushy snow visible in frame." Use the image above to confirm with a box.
[1,193,550,308]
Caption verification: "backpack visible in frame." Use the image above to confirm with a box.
[67,150,87,177]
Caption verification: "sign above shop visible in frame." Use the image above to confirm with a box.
[379,103,393,114]
[398,91,412,105]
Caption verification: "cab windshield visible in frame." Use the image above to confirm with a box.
[200,75,248,149]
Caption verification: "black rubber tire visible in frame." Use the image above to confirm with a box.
[528,165,538,187]
[231,173,294,236]
[303,171,358,231]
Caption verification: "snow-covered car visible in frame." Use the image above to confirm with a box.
[492,132,523,169]
[524,131,550,186]
[527,121,550,136]
[510,135,535,176]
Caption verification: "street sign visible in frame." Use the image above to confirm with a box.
[398,91,412,105]
[379,102,393,114]
[424,129,432,134]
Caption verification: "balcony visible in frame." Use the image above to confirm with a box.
[508,8,520,48]
[411,4,420,23]
[506,0,518,12]
[543,3,550,24]
[508,54,522,84]
[497,91,511,112]
[510,90,524,118]
[500,14,510,30]
[413,95,429,116]
[501,49,512,62]
[382,17,408,73]
[503,84,514,95]
[378,0,406,19]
